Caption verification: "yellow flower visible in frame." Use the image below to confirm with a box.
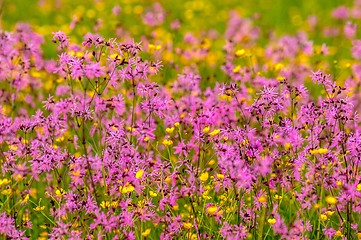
[165,177,172,184]
[274,194,283,200]
[166,127,174,134]
[0,178,10,186]
[258,195,268,203]
[310,148,328,155]
[22,212,29,222]
[318,148,328,154]
[233,65,241,73]
[207,205,218,215]
[72,170,81,177]
[208,159,216,165]
[325,195,337,205]
[100,201,110,209]
[162,139,173,146]
[216,174,225,180]
[141,228,151,237]
[1,189,11,195]
[111,201,119,208]
[267,218,276,225]
[55,188,65,197]
[22,194,29,204]
[149,191,158,197]
[325,210,334,216]
[284,142,291,150]
[109,53,119,59]
[183,222,193,229]
[55,136,64,142]
[319,214,328,221]
[174,122,180,127]
[199,172,209,182]
[357,183,361,191]
[119,183,135,194]
[135,169,144,179]
[9,145,18,151]
[335,230,343,237]
[235,49,246,57]
[34,206,45,212]
[209,129,221,136]
[186,233,198,240]
[202,126,210,133]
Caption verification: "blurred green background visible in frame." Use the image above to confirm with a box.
[0,0,357,87]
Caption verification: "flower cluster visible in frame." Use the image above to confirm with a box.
[2,1,361,239]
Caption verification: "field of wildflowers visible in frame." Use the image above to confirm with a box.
[2,0,361,239]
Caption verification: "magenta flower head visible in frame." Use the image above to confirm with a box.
[52,31,69,51]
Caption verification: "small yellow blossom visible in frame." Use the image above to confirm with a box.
[34,205,45,212]
[209,129,221,136]
[235,49,246,57]
[22,212,29,222]
[186,233,198,240]
[202,126,210,133]
[109,53,119,59]
[319,214,328,221]
[111,201,118,208]
[241,139,249,146]
[100,201,110,209]
[233,65,241,73]
[0,178,10,186]
[75,52,83,58]
[174,122,180,127]
[135,169,144,179]
[22,194,29,204]
[216,174,225,180]
[148,44,161,51]
[335,230,343,237]
[357,183,361,191]
[144,136,150,142]
[119,183,135,194]
[267,218,276,225]
[126,126,135,132]
[325,195,337,205]
[72,170,81,177]
[162,139,173,146]
[1,189,11,195]
[274,194,283,200]
[310,148,328,155]
[9,145,18,151]
[284,143,292,150]
[141,228,151,237]
[166,127,175,134]
[149,191,158,197]
[325,210,334,216]
[208,159,216,165]
[55,188,65,197]
[275,63,284,71]
[207,205,218,215]
[258,195,268,203]
[199,172,209,182]
[165,177,172,184]
[183,222,193,229]
[55,136,65,142]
